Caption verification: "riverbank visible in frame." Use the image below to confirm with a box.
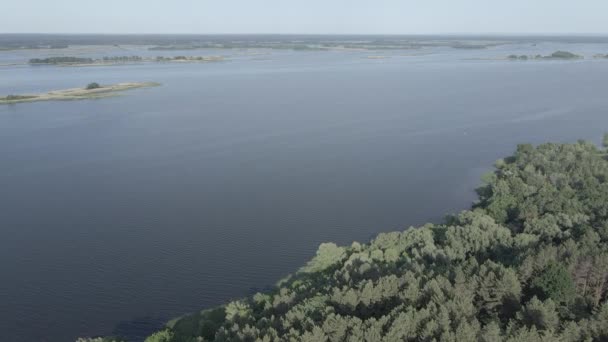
[0,82,160,104]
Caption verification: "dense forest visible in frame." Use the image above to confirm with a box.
[94,139,608,342]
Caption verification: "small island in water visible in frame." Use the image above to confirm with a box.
[0,82,160,104]
[507,50,583,61]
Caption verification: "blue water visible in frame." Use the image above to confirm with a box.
[2,38,608,341]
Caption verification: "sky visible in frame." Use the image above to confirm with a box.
[4,0,608,35]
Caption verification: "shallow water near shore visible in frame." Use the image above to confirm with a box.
[2,36,608,341]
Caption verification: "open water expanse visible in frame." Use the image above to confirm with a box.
[2,35,608,341]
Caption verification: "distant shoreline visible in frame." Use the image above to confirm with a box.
[26,55,225,67]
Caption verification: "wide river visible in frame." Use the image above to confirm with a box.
[2,39,608,341]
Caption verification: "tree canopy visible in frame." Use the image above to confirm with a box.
[86,82,101,90]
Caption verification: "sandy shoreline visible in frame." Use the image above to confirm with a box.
[0,82,160,104]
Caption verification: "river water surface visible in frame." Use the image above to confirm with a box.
[2,37,608,341]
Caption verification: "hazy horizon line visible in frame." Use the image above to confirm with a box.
[2,32,608,37]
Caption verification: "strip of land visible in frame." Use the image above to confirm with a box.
[28,55,225,67]
[506,50,582,60]
[0,82,160,104]
[466,51,588,62]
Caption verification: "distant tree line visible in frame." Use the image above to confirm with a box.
[508,51,582,61]
[29,57,94,64]
[28,55,224,66]
[101,56,143,62]
[29,56,144,65]
[155,56,224,62]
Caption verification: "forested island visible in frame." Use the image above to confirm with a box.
[28,55,224,66]
[83,139,608,342]
[507,51,582,61]
[29,56,96,64]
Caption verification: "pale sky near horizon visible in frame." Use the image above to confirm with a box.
[4,0,608,35]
